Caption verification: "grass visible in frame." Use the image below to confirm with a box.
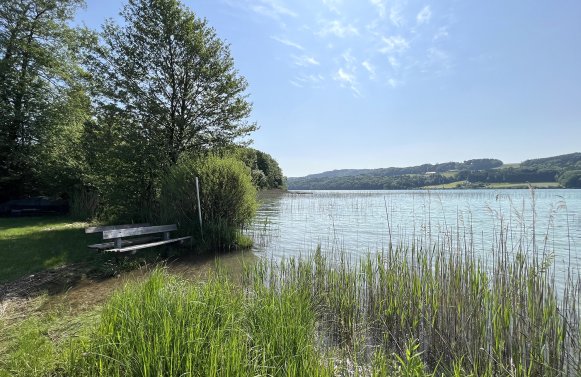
[2,191,580,376]
[0,215,194,286]
[0,292,100,377]
[0,216,96,284]
[65,269,333,377]
[3,238,578,376]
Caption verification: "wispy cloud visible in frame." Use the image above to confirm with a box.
[433,26,449,41]
[292,54,320,66]
[318,20,359,38]
[388,56,400,69]
[291,73,325,88]
[229,0,455,95]
[322,0,342,14]
[390,5,405,27]
[250,0,297,20]
[271,36,304,50]
[362,60,376,79]
[379,35,409,54]
[416,5,432,25]
[370,0,386,18]
[334,68,360,96]
[387,78,400,88]
[341,49,356,65]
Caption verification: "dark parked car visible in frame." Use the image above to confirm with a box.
[0,197,69,216]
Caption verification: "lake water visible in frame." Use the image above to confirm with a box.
[248,189,581,281]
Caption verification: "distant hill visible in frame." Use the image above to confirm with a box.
[296,159,503,180]
[287,153,581,190]
[521,152,581,170]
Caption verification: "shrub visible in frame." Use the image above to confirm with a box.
[160,155,257,251]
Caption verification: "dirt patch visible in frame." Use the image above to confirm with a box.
[0,263,95,301]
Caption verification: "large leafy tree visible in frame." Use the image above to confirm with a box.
[93,0,256,164]
[0,0,92,201]
[87,0,256,219]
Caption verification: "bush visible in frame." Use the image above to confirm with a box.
[160,155,257,251]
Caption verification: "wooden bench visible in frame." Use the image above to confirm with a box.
[87,224,191,253]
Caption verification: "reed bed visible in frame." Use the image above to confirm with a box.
[252,243,581,376]
[65,238,581,376]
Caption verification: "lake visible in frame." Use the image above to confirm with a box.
[248,189,581,283]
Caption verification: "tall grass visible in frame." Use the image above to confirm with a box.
[67,270,333,376]
[64,237,581,376]
[251,244,581,376]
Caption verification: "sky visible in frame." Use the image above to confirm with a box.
[76,0,581,177]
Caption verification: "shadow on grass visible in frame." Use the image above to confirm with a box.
[0,217,98,284]
[0,217,121,300]
[0,216,255,301]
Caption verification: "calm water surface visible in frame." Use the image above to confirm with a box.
[248,189,581,280]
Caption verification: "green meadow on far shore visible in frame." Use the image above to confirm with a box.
[422,181,562,190]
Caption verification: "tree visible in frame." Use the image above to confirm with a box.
[0,0,92,201]
[92,0,255,164]
[558,170,581,188]
[234,147,285,189]
[87,0,256,218]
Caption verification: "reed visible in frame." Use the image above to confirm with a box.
[251,242,581,376]
[65,235,580,376]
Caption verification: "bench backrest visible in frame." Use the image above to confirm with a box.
[85,223,150,234]
[102,224,177,240]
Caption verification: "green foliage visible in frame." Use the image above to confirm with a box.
[78,0,257,220]
[234,147,285,189]
[0,0,94,202]
[391,339,430,377]
[558,170,581,188]
[82,112,161,222]
[92,0,255,164]
[521,152,581,170]
[67,269,332,376]
[289,172,456,190]
[4,236,580,376]
[160,155,257,250]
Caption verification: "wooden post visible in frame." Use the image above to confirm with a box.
[195,177,203,239]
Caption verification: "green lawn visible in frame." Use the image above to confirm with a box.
[0,217,98,284]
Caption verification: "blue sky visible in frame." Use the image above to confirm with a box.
[77,0,581,177]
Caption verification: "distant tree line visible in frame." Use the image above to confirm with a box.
[289,174,455,190]
[457,168,559,184]
[302,159,503,180]
[288,154,581,190]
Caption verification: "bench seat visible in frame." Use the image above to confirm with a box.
[88,235,161,251]
[103,236,191,253]
[86,223,191,254]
